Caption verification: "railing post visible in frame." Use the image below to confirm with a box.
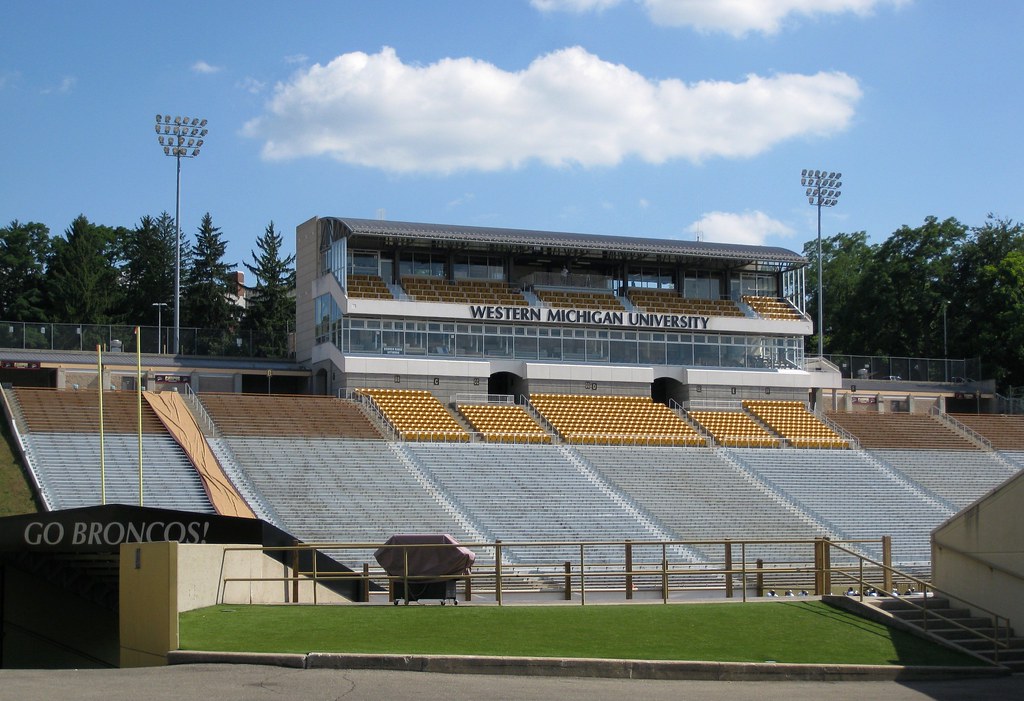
[813,538,823,596]
[755,558,764,597]
[882,535,893,594]
[361,562,370,603]
[579,543,586,606]
[625,540,633,600]
[291,541,300,603]
[740,542,747,602]
[822,537,832,595]
[495,540,503,606]
[661,543,669,604]
[724,540,734,598]
[312,548,319,606]
[403,546,410,606]
[564,561,572,600]
[464,572,472,602]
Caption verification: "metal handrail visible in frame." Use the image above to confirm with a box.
[931,407,994,451]
[219,536,887,607]
[825,540,1011,664]
[182,384,218,437]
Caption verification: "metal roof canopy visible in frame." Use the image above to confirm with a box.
[323,217,807,269]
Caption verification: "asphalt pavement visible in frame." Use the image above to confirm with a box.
[1,664,1023,701]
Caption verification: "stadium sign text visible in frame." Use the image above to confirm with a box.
[469,305,709,330]
[22,518,211,548]
[0,505,268,554]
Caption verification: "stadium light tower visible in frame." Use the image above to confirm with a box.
[155,114,208,355]
[800,169,842,359]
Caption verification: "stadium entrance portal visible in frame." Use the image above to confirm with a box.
[652,377,686,406]
[489,371,526,399]
[0,364,57,388]
[0,505,348,669]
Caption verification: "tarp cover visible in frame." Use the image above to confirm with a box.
[374,534,475,578]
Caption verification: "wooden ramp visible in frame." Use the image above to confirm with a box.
[143,391,255,519]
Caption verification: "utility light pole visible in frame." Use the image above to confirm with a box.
[155,114,208,355]
[152,301,168,353]
[943,300,949,382]
[800,169,842,359]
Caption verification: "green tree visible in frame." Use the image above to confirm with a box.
[46,215,126,323]
[242,221,296,358]
[181,213,237,351]
[856,216,965,357]
[0,220,51,321]
[119,212,178,327]
[803,231,873,355]
[952,217,1024,384]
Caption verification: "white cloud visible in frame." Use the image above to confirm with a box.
[192,60,221,74]
[685,210,793,245]
[532,0,621,11]
[284,54,310,65]
[243,46,860,174]
[445,192,476,209]
[238,77,266,94]
[534,0,908,36]
[41,76,75,94]
[0,70,20,90]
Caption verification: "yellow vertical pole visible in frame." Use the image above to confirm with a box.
[136,326,143,506]
[97,344,105,504]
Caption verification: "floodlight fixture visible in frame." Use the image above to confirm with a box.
[800,166,844,359]
[154,114,209,355]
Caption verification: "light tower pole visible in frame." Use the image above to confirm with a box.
[800,169,842,359]
[155,114,208,355]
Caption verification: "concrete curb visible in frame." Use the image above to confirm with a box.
[169,650,306,668]
[167,650,1010,682]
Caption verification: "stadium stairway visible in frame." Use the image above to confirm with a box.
[867,596,1024,673]
[727,448,955,569]
[402,442,701,572]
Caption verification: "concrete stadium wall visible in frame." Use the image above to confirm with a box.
[119,542,350,668]
[295,216,320,367]
[932,471,1024,628]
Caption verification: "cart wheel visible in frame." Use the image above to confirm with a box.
[453,600,458,606]
[440,600,446,606]
[393,600,399,606]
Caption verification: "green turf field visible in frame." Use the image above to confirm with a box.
[179,600,984,666]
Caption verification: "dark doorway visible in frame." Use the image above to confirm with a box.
[488,372,526,400]
[652,376,686,407]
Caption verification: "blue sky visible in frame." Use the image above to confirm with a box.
[2,1,1022,271]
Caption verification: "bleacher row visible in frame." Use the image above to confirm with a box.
[345,273,801,319]
[347,390,849,449]
[5,387,1023,573]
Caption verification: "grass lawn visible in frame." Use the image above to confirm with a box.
[0,420,36,517]
[180,600,983,667]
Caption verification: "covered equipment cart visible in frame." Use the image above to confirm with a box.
[375,534,475,605]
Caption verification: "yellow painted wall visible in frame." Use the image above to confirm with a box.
[933,470,1024,628]
[118,541,177,668]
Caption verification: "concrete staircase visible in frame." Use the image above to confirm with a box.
[872,596,1024,673]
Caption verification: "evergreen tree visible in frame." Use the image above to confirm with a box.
[119,213,178,326]
[46,215,125,323]
[181,213,237,350]
[0,220,51,321]
[242,221,296,358]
